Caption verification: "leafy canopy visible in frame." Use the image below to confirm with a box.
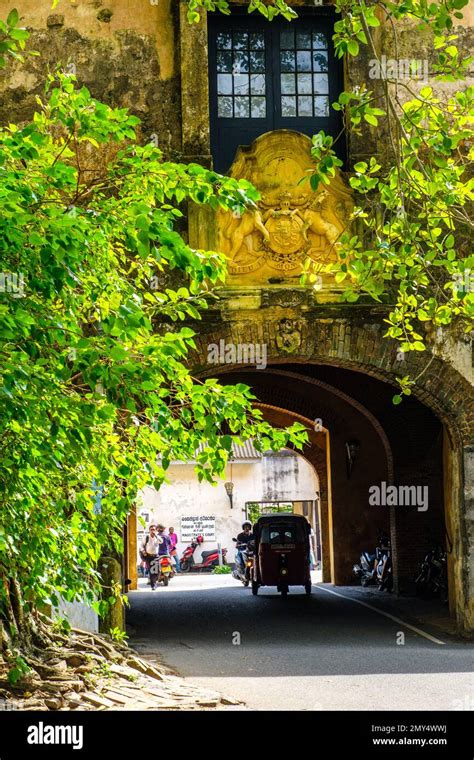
[0,71,307,619]
[304,0,473,400]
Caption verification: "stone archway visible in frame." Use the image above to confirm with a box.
[190,314,473,632]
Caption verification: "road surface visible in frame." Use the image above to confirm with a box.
[127,574,473,711]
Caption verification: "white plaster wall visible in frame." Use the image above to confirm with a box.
[56,599,99,633]
[138,451,319,563]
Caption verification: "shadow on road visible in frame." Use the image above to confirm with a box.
[126,579,470,679]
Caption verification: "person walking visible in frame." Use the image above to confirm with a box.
[168,526,180,572]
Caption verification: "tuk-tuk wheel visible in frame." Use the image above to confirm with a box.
[305,581,312,595]
[251,581,259,595]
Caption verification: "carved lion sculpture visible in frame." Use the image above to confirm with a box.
[222,209,270,261]
[302,189,342,249]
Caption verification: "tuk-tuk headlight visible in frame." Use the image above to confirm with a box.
[280,568,288,575]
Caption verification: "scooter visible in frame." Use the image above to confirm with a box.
[415,545,448,602]
[180,535,227,572]
[353,534,393,592]
[150,554,174,586]
[232,537,254,587]
[353,550,377,587]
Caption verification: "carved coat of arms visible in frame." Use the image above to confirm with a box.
[217,131,352,286]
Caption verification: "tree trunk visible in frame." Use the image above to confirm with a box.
[0,570,33,656]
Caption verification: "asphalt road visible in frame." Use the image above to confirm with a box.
[127,574,473,711]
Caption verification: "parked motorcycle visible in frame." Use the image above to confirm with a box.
[353,533,393,592]
[415,545,448,602]
[232,537,255,587]
[180,535,227,572]
[353,549,376,587]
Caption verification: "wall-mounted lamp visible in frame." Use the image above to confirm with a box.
[345,439,360,479]
[224,481,234,509]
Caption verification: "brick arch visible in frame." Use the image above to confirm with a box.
[193,316,473,631]
[192,317,473,446]
[200,367,394,587]
[210,369,395,485]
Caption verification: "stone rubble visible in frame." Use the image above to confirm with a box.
[0,630,243,711]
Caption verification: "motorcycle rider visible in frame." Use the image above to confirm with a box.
[140,525,163,590]
[235,521,254,573]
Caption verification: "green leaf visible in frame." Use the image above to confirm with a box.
[347,40,360,56]
[7,8,19,27]
[364,113,378,126]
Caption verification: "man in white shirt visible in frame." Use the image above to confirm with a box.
[140,524,163,590]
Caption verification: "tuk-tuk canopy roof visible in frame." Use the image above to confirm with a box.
[253,513,311,544]
[254,513,308,523]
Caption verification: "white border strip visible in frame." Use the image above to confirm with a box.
[317,586,446,645]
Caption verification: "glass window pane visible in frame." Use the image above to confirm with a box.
[313,73,329,93]
[217,74,233,95]
[280,30,294,49]
[233,50,249,73]
[281,96,296,117]
[249,51,265,72]
[216,32,232,49]
[251,97,266,118]
[233,32,248,50]
[217,51,232,72]
[280,50,296,72]
[234,74,249,95]
[297,51,312,72]
[250,73,265,95]
[218,97,233,118]
[313,51,328,72]
[234,97,250,118]
[296,32,312,49]
[250,32,265,50]
[312,31,327,49]
[297,73,312,94]
[281,73,296,94]
[314,95,329,117]
[298,95,313,116]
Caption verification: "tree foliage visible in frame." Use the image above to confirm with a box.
[304,0,473,399]
[184,0,296,23]
[0,70,307,640]
[0,7,37,68]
